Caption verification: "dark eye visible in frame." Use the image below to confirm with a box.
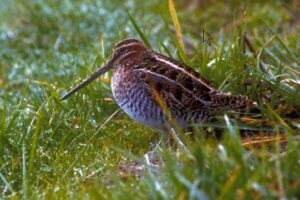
[120,48,126,53]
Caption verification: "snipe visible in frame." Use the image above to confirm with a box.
[61,39,251,132]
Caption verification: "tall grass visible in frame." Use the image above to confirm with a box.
[0,0,299,199]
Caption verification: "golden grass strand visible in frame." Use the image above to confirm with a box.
[168,0,185,52]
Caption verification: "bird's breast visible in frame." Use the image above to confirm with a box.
[111,68,167,130]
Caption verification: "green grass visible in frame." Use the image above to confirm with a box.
[0,0,300,199]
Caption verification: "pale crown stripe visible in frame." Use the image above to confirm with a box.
[114,42,144,51]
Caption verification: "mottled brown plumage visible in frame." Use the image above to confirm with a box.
[61,39,251,132]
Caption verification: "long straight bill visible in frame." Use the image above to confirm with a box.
[60,62,112,101]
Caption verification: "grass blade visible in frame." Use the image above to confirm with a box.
[0,172,15,194]
[260,19,300,65]
[127,11,151,47]
[22,142,28,199]
[168,0,184,52]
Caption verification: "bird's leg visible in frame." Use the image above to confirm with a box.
[151,134,163,150]
[163,127,188,151]
[185,127,196,141]
[163,129,175,149]
[169,128,195,160]
[154,129,195,160]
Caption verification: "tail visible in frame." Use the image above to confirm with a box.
[210,92,254,112]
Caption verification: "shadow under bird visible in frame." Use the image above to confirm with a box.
[61,39,251,132]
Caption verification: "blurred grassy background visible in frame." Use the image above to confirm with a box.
[0,0,299,199]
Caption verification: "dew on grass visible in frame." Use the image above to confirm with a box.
[73,167,84,177]
[53,186,60,193]
[89,119,97,127]
[218,144,227,159]
[80,4,88,13]
[0,29,16,40]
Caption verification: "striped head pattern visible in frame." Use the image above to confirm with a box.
[110,39,149,66]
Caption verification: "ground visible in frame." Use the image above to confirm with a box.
[0,0,299,199]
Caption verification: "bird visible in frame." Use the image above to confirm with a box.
[61,38,251,134]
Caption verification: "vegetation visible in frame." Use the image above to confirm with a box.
[0,0,299,199]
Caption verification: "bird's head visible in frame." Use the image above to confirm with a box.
[110,39,149,66]
[60,39,148,100]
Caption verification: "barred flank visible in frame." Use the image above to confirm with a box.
[211,93,253,112]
